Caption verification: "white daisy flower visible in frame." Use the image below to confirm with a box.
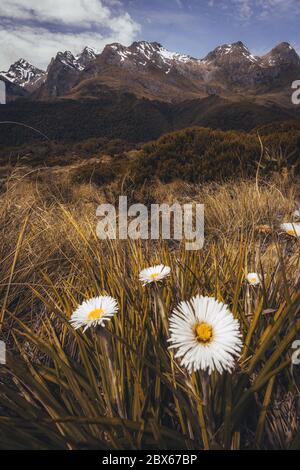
[246,272,261,286]
[139,264,171,286]
[70,296,118,332]
[280,223,300,238]
[168,296,242,375]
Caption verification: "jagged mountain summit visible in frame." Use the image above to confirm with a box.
[47,47,98,73]
[2,40,300,104]
[34,47,99,98]
[99,41,197,72]
[0,47,98,98]
[204,41,259,65]
[73,40,300,103]
[261,42,300,67]
[0,59,46,91]
[76,46,98,69]
[202,41,300,89]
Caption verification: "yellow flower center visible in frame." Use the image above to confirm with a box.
[250,277,258,284]
[150,272,160,280]
[287,229,296,236]
[195,322,213,344]
[87,308,104,321]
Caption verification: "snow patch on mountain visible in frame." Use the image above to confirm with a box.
[0,59,45,89]
[50,47,98,71]
[204,42,260,65]
[75,47,98,70]
[107,41,198,74]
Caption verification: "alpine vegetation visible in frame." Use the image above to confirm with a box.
[0,135,300,451]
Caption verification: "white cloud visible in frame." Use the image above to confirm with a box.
[0,0,128,27]
[207,0,254,19]
[209,0,300,20]
[0,0,140,70]
[257,0,300,16]
[235,0,253,19]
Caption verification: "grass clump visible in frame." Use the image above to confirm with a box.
[0,168,299,449]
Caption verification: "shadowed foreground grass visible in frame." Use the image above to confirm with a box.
[0,170,299,449]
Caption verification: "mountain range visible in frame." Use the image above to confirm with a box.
[1,40,299,105]
[0,40,300,147]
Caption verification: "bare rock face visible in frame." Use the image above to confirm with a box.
[2,40,300,103]
[74,40,300,101]
[90,40,211,82]
[204,41,259,66]
[76,47,98,70]
[0,59,46,92]
[202,42,260,86]
[35,52,81,98]
[261,42,300,67]
[78,41,214,101]
[33,48,98,99]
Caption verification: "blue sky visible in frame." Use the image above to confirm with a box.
[124,0,300,58]
[0,0,299,70]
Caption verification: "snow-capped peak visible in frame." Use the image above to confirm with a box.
[53,47,98,71]
[55,51,77,67]
[0,58,46,89]
[204,41,259,64]
[156,45,194,64]
[80,46,98,56]
[261,42,300,67]
[76,46,98,69]
[104,41,196,73]
[132,41,194,64]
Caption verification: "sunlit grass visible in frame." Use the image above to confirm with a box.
[0,171,299,449]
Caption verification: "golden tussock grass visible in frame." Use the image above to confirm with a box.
[0,167,299,449]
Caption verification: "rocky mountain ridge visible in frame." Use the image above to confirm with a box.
[1,41,299,103]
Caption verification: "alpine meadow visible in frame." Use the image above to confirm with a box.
[0,0,300,453]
